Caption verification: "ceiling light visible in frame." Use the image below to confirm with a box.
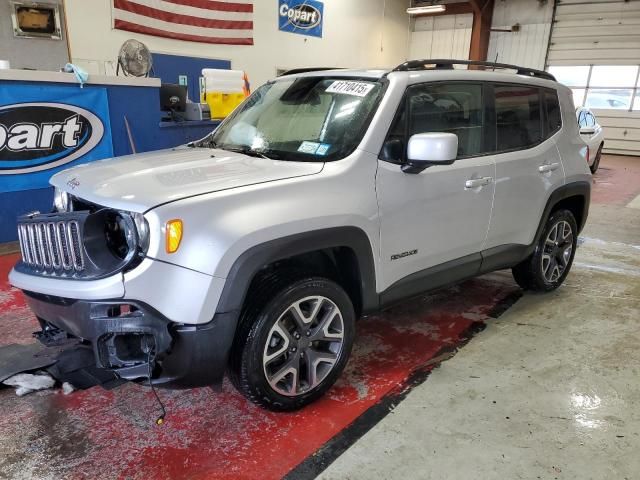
[406,5,446,15]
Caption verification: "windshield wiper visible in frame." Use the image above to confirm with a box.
[221,146,281,160]
[189,135,218,149]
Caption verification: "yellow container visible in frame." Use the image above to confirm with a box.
[205,91,246,119]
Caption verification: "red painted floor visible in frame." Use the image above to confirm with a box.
[0,252,518,479]
[591,155,640,206]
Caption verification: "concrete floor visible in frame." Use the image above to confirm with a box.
[0,155,638,479]
[320,155,640,479]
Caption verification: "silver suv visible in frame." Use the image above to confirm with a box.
[10,60,591,411]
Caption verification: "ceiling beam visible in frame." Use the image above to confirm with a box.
[469,0,494,62]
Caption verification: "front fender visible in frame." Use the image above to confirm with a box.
[214,226,379,315]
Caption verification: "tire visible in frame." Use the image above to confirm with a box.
[229,272,355,411]
[590,143,603,174]
[512,209,578,292]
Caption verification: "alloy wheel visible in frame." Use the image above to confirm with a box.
[541,220,573,283]
[262,295,345,397]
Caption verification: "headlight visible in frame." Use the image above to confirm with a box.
[53,188,70,212]
[132,212,150,252]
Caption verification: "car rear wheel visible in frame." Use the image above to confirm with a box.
[229,273,355,411]
[512,209,578,292]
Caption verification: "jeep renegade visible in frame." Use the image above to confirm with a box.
[9,60,591,411]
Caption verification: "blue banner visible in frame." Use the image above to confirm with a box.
[279,0,324,38]
[0,85,113,193]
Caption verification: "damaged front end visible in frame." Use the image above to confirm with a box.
[25,292,236,388]
[12,195,237,390]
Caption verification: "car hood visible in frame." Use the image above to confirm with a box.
[50,147,324,212]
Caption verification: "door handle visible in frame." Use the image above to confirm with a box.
[465,176,493,189]
[538,162,560,173]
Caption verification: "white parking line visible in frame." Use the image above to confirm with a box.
[627,193,640,210]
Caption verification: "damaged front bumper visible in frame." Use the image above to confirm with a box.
[23,291,238,388]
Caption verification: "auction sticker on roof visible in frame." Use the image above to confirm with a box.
[326,81,375,97]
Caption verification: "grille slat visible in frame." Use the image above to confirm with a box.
[67,221,84,271]
[46,223,61,269]
[18,225,30,264]
[28,225,42,266]
[37,224,51,268]
[57,222,72,271]
[18,218,85,274]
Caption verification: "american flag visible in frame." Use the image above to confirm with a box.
[112,0,253,45]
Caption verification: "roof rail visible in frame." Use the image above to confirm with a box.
[390,59,556,81]
[278,67,342,76]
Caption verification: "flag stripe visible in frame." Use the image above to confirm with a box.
[114,19,253,44]
[112,0,253,45]
[113,10,252,37]
[163,0,253,13]
[114,0,252,29]
[117,0,252,21]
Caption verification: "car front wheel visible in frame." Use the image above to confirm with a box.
[229,274,355,411]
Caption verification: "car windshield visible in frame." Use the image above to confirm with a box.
[196,76,384,161]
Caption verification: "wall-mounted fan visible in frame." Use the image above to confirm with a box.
[116,39,153,77]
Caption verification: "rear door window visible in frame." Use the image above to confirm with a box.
[494,85,543,151]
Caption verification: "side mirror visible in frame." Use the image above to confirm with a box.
[402,133,458,174]
[579,126,596,135]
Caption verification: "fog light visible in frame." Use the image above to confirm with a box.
[165,219,183,253]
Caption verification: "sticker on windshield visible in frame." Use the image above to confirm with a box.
[316,143,330,155]
[298,141,331,155]
[298,141,321,154]
[326,81,375,97]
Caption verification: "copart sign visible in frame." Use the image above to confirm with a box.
[279,0,323,38]
[0,103,104,174]
[0,86,113,193]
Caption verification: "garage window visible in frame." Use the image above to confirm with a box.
[548,65,640,111]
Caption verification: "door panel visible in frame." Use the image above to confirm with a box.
[377,158,495,290]
[376,81,495,291]
[484,139,563,249]
[485,85,565,249]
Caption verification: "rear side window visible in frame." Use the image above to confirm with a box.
[544,90,562,135]
[494,85,542,151]
[380,82,486,162]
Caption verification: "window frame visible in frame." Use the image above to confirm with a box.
[378,80,490,165]
[492,83,545,154]
[379,81,564,165]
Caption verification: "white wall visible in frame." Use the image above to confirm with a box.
[65,0,411,88]
[0,0,69,71]
[406,0,553,70]
[409,14,472,60]
[487,0,554,70]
